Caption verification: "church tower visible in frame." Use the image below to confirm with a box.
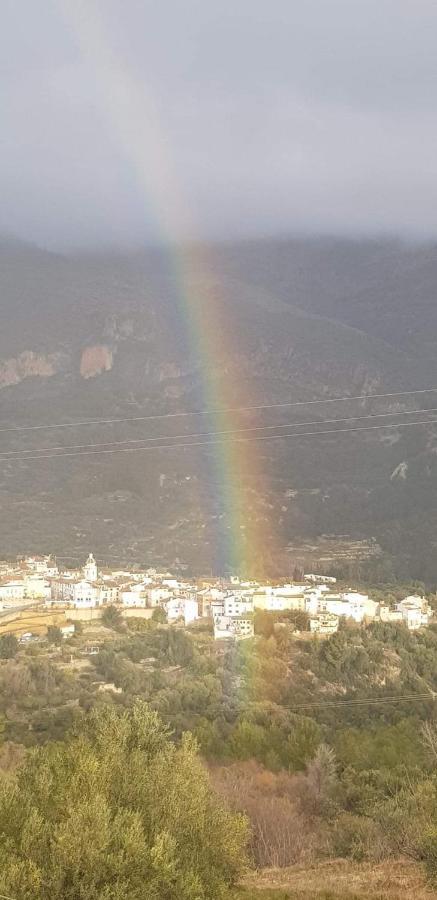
[83,552,98,582]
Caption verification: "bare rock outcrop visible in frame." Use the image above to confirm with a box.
[80,345,113,379]
[0,351,62,389]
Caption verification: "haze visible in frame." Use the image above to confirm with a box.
[2,0,437,249]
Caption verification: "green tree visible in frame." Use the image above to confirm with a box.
[0,634,18,659]
[46,625,62,645]
[0,702,247,899]
[101,605,123,630]
[152,606,167,625]
[230,720,268,762]
[286,717,322,772]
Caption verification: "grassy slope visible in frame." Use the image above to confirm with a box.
[232,859,436,899]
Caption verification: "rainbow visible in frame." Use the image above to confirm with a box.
[58,1,277,576]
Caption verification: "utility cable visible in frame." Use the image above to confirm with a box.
[3,405,437,457]
[275,693,434,711]
[2,386,437,433]
[1,416,437,463]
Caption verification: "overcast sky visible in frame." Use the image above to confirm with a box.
[2,0,437,249]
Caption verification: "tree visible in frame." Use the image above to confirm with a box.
[0,701,247,900]
[286,717,322,772]
[0,634,18,659]
[101,605,123,630]
[230,720,269,762]
[152,606,167,625]
[47,625,62,645]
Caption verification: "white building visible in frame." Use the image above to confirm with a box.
[213,614,254,640]
[379,606,403,623]
[83,553,98,583]
[0,579,25,603]
[165,596,199,625]
[60,624,76,639]
[120,589,147,608]
[223,594,254,617]
[309,613,339,635]
[397,595,431,630]
[145,586,171,607]
[304,593,321,616]
[379,596,431,630]
[23,575,51,599]
[319,591,379,623]
[183,598,199,626]
[253,591,306,612]
[50,576,117,608]
[23,555,59,577]
[71,580,100,609]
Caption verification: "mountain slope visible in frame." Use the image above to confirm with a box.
[1,237,437,578]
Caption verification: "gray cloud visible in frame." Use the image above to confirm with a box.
[2,0,437,248]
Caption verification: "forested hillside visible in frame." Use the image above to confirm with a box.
[3,237,437,578]
[1,615,437,895]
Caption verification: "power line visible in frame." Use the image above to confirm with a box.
[160,694,435,721]
[4,405,437,457]
[251,693,434,712]
[2,386,437,434]
[2,416,437,463]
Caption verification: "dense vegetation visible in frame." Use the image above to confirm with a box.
[2,614,437,893]
[0,701,246,899]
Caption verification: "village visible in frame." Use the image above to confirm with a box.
[0,552,432,643]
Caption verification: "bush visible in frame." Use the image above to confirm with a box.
[47,625,62,645]
[420,826,437,884]
[152,606,167,624]
[101,605,123,630]
[332,812,389,861]
[0,702,248,899]
[0,634,18,659]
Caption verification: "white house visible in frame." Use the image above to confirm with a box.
[397,595,431,630]
[165,597,184,622]
[272,584,309,597]
[213,614,254,640]
[23,575,51,599]
[24,555,59,577]
[164,596,199,625]
[183,598,199,626]
[71,580,100,609]
[253,591,306,612]
[0,579,26,603]
[120,589,147,608]
[60,624,75,639]
[197,588,225,616]
[304,593,320,616]
[223,594,254,616]
[309,613,339,635]
[50,576,117,608]
[319,591,378,623]
[379,606,403,623]
[145,586,171,607]
[342,592,379,620]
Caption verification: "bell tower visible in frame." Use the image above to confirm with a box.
[83,552,98,582]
